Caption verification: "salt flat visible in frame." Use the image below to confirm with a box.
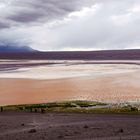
[0,60,140,105]
[0,60,140,79]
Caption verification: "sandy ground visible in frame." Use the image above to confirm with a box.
[0,70,140,105]
[0,112,139,140]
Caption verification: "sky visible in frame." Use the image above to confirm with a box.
[0,0,140,51]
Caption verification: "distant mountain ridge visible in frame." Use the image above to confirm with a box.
[0,45,37,52]
[0,49,140,60]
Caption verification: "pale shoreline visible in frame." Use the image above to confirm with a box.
[0,60,140,106]
[0,71,140,106]
[0,62,140,139]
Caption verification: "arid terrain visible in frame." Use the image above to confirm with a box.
[0,112,140,140]
[0,60,140,140]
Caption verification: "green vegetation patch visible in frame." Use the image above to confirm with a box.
[73,100,107,107]
[0,101,139,114]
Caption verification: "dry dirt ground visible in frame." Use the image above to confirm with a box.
[0,112,140,140]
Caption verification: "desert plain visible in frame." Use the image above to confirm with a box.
[0,60,140,140]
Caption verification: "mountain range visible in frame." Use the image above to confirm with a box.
[0,45,37,53]
[0,45,140,60]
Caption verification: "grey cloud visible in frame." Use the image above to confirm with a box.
[0,0,94,26]
[0,0,95,47]
[9,11,45,23]
[42,0,140,50]
[0,21,10,29]
[0,0,140,51]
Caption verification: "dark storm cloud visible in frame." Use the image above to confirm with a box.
[9,11,44,23]
[0,0,94,26]
[0,0,95,48]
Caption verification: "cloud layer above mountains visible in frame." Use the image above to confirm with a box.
[0,0,140,51]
